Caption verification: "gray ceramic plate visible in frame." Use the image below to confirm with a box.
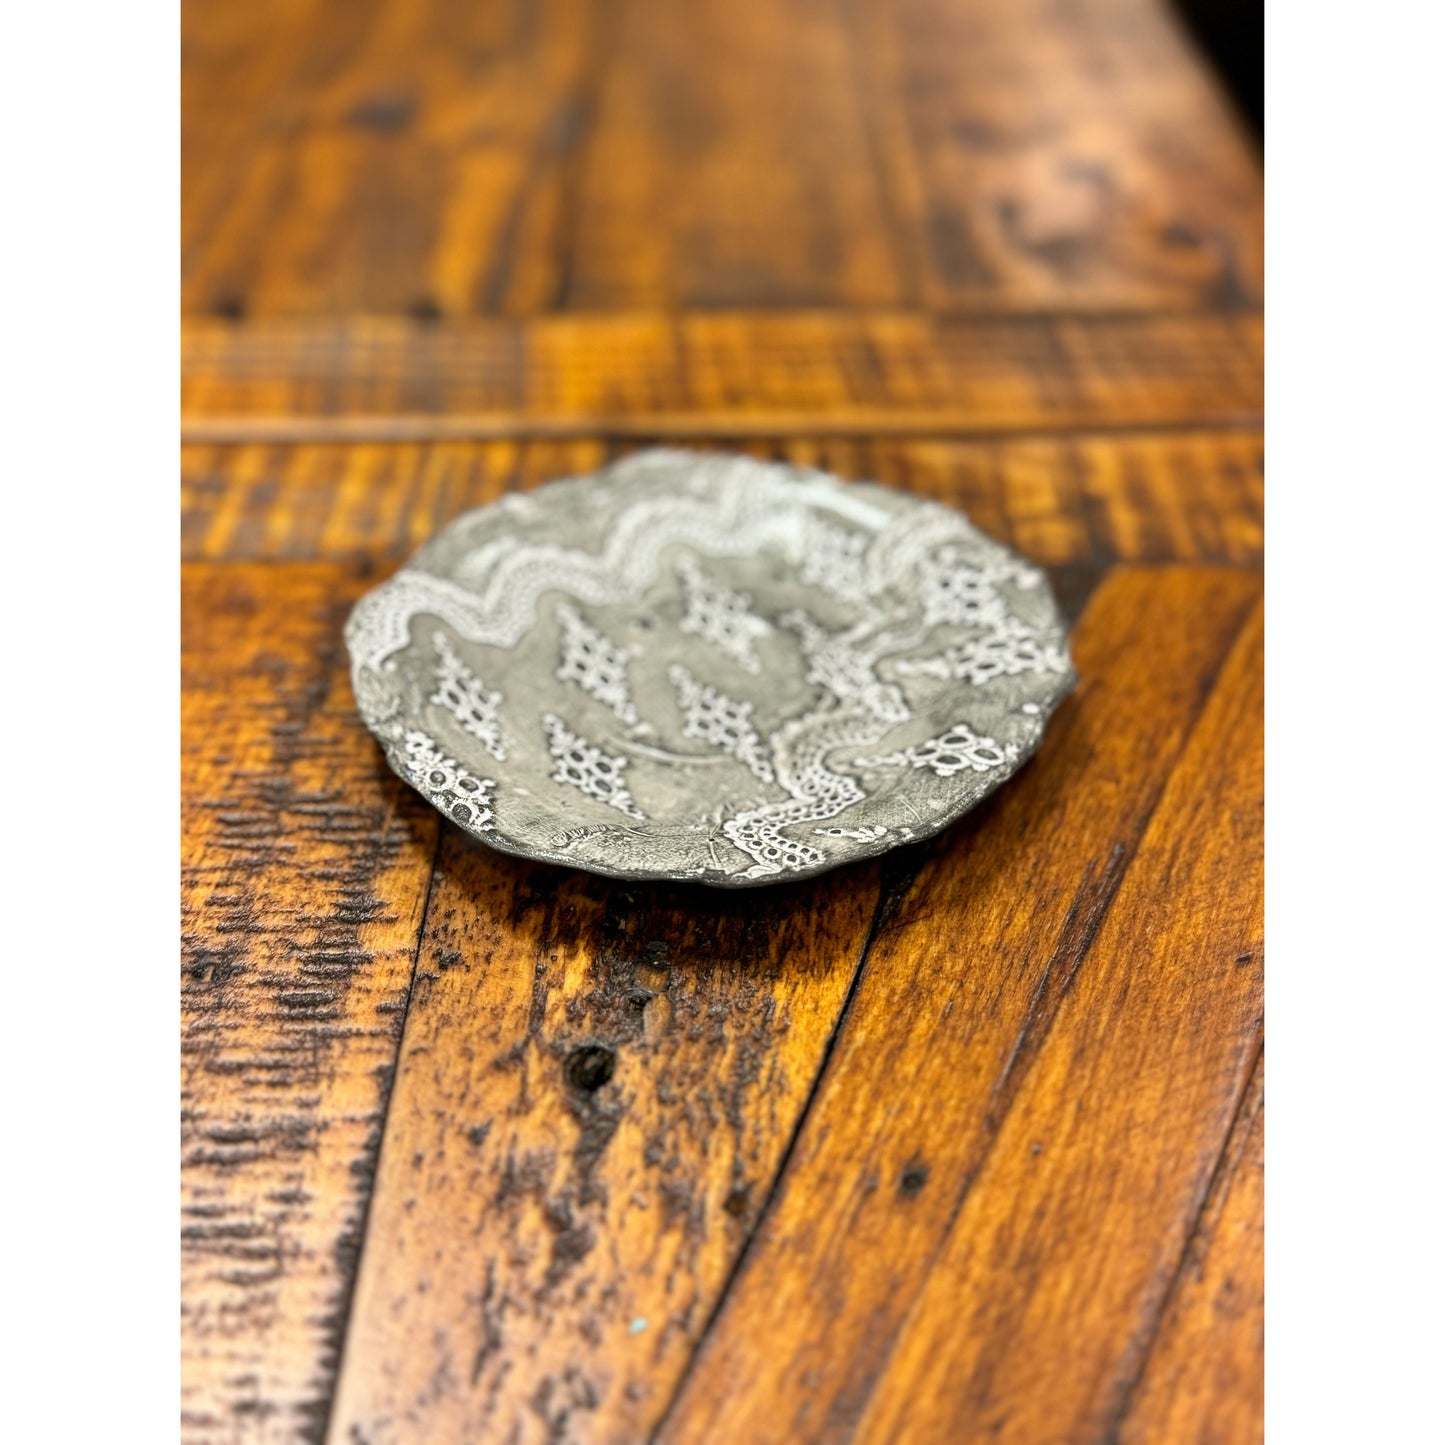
[346,449,1075,886]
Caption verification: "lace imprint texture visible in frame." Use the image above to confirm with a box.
[345,449,1075,886]
[430,632,507,760]
[542,713,645,820]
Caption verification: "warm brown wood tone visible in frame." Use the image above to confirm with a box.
[334,567,1260,1444]
[182,0,1262,1436]
[857,602,1262,1442]
[182,0,1259,318]
[327,842,880,1442]
[181,312,1263,440]
[1120,1058,1265,1445]
[181,431,1262,568]
[658,570,1261,1444]
[181,563,438,1440]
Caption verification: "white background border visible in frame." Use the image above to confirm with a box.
[3,1,177,1437]
[1267,1,1444,1439]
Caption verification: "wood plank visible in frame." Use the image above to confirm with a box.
[571,0,1260,312]
[324,840,884,1443]
[559,0,909,310]
[658,567,1262,1443]
[181,0,1265,1433]
[1117,1058,1264,1445]
[851,600,1263,1445]
[181,563,438,1444]
[182,0,1259,317]
[851,0,1262,311]
[181,312,1263,438]
[181,431,1262,568]
[183,0,600,318]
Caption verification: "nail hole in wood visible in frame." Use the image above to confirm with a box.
[565,1044,616,1092]
[349,90,416,133]
[899,1162,929,1198]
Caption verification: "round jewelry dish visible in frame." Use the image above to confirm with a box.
[345,449,1076,887]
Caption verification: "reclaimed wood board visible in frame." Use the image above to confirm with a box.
[182,0,1260,318]
[329,567,1262,1444]
[659,581,1263,1442]
[180,312,1264,441]
[181,563,439,1439]
[181,512,1262,1443]
[180,0,1263,1437]
[181,432,1263,569]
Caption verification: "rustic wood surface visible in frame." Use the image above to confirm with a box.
[181,0,1263,1440]
[182,0,1260,316]
[180,313,1264,442]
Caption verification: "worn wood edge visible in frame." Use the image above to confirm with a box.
[180,561,442,1444]
[181,310,1264,437]
[180,412,1265,445]
[1113,1045,1265,1444]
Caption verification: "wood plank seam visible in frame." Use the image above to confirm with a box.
[643,846,928,1439]
[179,415,1265,447]
[180,305,1264,328]
[315,829,445,1443]
[983,838,1131,1126]
[845,596,1264,1443]
[1097,1032,1265,1445]
[654,589,1259,1439]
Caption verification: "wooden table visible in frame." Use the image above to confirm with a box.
[181,1,1263,1440]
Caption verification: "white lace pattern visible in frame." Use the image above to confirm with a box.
[554,602,638,724]
[430,632,507,761]
[398,730,496,831]
[542,713,645,820]
[345,450,1074,885]
[857,722,1018,779]
[677,559,769,673]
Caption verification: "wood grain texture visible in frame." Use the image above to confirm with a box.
[659,568,1262,1444]
[182,563,437,1444]
[180,312,1263,439]
[179,497,1263,1445]
[308,565,1259,1444]
[571,0,1261,311]
[183,0,598,319]
[182,0,1264,1432]
[181,431,1263,568]
[851,601,1263,1444]
[1119,1057,1264,1445]
[325,844,882,1443]
[182,0,1259,317]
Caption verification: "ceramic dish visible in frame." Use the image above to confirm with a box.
[345,449,1075,886]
